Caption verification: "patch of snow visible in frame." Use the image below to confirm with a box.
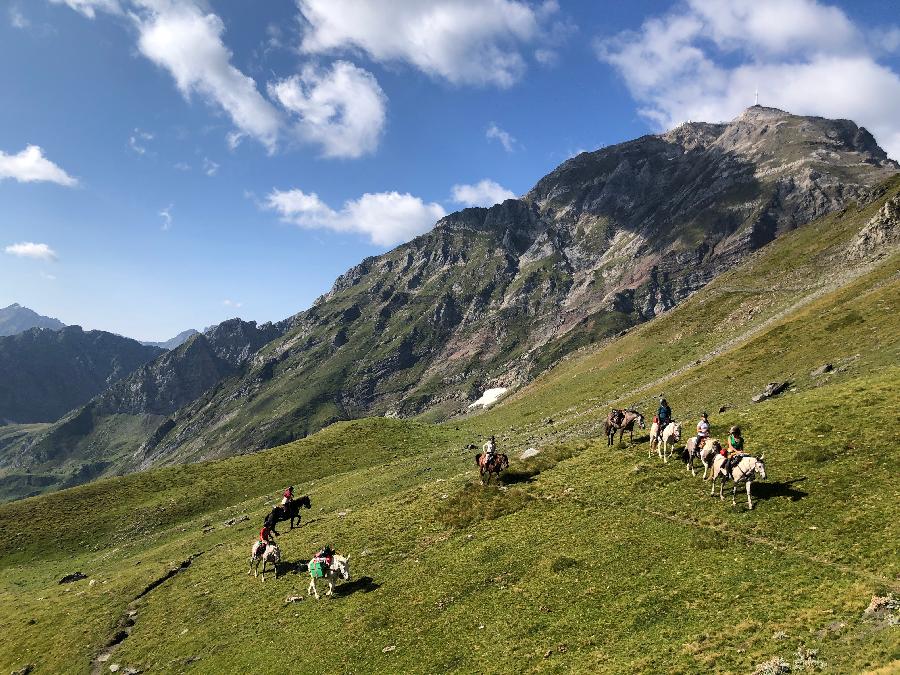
[520,447,540,460]
[468,387,508,409]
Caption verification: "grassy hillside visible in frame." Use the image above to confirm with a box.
[0,182,898,674]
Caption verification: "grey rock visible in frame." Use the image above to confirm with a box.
[752,381,790,403]
[811,363,833,377]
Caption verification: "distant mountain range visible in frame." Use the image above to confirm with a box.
[141,329,199,351]
[1,106,897,499]
[0,303,64,336]
[0,326,163,424]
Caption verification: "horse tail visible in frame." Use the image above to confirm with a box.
[474,453,482,466]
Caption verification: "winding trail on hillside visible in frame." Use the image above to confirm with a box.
[638,507,899,591]
[89,550,206,675]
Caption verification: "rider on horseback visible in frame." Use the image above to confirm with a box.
[482,435,496,467]
[314,544,335,567]
[723,426,745,480]
[656,398,672,438]
[694,412,710,449]
[257,522,279,554]
[281,485,294,508]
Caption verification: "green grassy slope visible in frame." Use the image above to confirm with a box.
[0,183,898,674]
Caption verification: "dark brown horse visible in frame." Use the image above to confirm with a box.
[475,453,509,485]
[267,494,311,529]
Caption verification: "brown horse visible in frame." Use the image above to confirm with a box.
[604,409,624,446]
[475,452,509,485]
[605,409,645,446]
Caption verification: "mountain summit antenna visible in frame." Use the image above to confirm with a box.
[754,87,759,106]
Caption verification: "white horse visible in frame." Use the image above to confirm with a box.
[650,422,681,462]
[308,554,351,600]
[248,541,281,581]
[648,421,660,458]
[684,437,721,477]
[709,454,767,509]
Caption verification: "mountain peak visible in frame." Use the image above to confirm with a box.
[0,303,65,337]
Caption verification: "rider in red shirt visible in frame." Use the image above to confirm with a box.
[281,485,294,507]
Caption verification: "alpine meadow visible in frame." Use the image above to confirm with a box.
[1,1,899,674]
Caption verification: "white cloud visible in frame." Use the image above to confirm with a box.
[135,3,282,152]
[222,299,243,308]
[159,204,173,230]
[49,0,122,19]
[596,0,900,159]
[174,161,191,171]
[9,5,30,28]
[54,0,282,151]
[202,157,219,176]
[268,61,387,159]
[266,188,446,247]
[128,128,153,155]
[0,145,78,186]
[5,242,58,261]
[296,0,557,87]
[486,122,516,152]
[451,179,516,207]
[40,270,58,281]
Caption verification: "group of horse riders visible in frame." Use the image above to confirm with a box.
[255,486,336,573]
[607,396,749,481]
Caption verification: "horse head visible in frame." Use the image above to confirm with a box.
[474,453,483,467]
[671,422,682,441]
[755,455,767,480]
[335,555,351,581]
[637,413,646,429]
[499,454,510,470]
[298,495,311,509]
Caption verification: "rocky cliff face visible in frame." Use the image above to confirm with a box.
[4,107,897,496]
[0,326,163,423]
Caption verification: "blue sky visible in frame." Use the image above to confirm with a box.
[1,0,898,341]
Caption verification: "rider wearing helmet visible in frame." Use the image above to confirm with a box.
[657,398,672,439]
[723,426,745,479]
[694,412,710,449]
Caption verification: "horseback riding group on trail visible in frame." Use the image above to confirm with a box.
[633,397,766,508]
[479,396,768,509]
[246,396,767,596]
[247,485,351,598]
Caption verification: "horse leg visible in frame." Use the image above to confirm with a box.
[326,578,334,597]
[710,475,716,497]
[719,479,725,502]
[260,560,267,582]
[309,577,319,600]
[248,557,254,575]
[746,481,753,510]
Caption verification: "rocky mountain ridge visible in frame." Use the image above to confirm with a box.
[0,303,64,336]
[3,106,897,498]
[0,326,163,424]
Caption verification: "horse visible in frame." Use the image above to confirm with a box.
[248,541,281,581]
[709,454,767,509]
[684,437,721,477]
[267,495,311,529]
[605,409,625,446]
[650,421,680,462]
[308,554,351,600]
[475,452,509,485]
[698,440,722,481]
[648,421,660,457]
[618,409,645,444]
